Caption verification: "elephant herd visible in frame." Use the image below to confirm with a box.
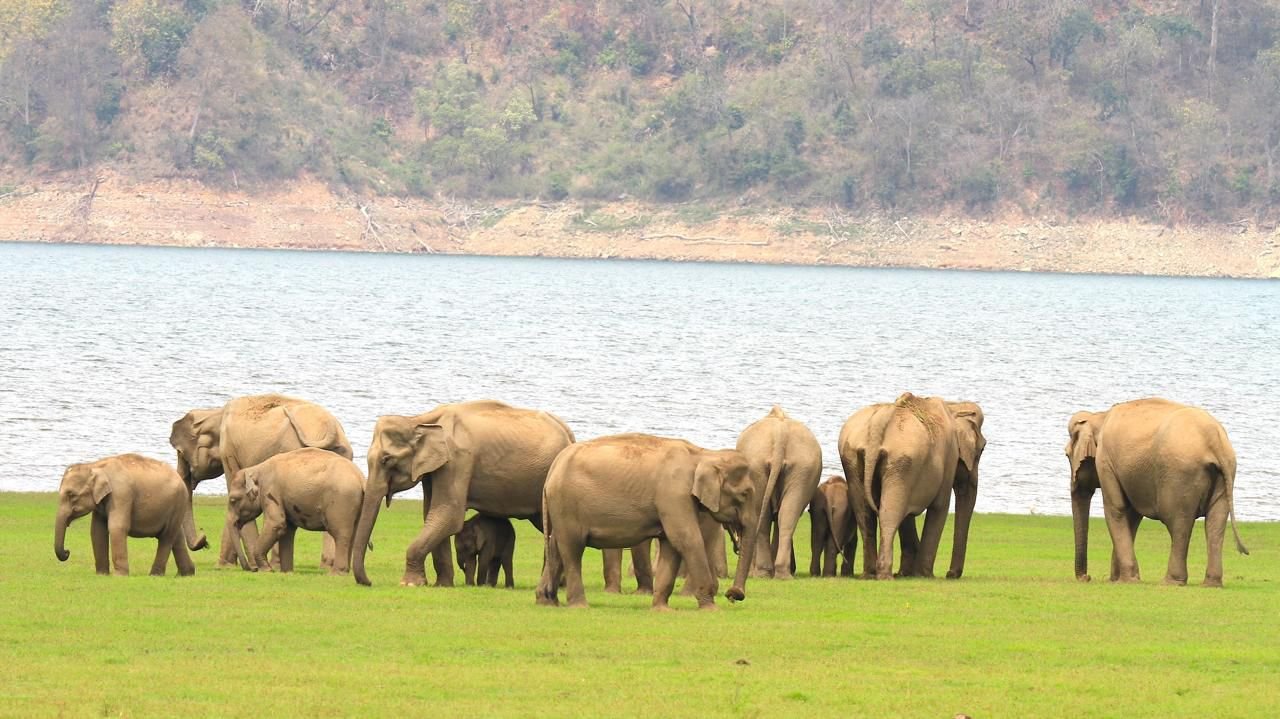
[53,393,1250,609]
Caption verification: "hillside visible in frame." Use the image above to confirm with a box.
[2,0,1279,229]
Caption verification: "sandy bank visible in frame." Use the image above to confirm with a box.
[2,174,1278,279]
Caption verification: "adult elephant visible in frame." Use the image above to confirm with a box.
[535,434,770,609]
[736,406,822,580]
[353,400,574,588]
[1067,398,1248,586]
[170,394,352,568]
[838,393,963,579]
[809,475,854,577]
[898,402,987,579]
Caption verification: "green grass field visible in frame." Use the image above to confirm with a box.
[2,493,1276,718]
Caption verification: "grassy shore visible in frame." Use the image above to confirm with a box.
[2,493,1275,717]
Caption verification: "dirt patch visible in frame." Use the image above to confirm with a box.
[2,173,1277,279]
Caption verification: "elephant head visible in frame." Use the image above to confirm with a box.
[169,408,224,552]
[225,468,263,570]
[690,449,768,602]
[353,416,452,586]
[54,463,112,562]
[454,520,480,584]
[1065,410,1104,581]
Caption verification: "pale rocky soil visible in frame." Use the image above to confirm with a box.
[2,173,1278,278]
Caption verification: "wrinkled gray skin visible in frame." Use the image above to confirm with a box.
[54,454,195,577]
[454,514,516,587]
[354,400,575,588]
[170,394,352,569]
[736,406,823,580]
[809,475,855,577]
[227,448,364,575]
[535,434,769,610]
[838,393,967,579]
[1067,398,1247,587]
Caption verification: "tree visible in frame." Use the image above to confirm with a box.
[36,2,116,168]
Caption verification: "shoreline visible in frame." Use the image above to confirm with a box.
[2,174,1278,279]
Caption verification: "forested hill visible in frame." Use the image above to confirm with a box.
[1,0,1278,222]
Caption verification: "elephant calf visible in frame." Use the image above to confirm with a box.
[54,454,195,577]
[455,515,516,587]
[809,475,855,577]
[227,448,363,575]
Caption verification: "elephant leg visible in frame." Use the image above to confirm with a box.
[1108,512,1143,582]
[710,530,728,579]
[254,510,287,572]
[1163,517,1194,586]
[108,518,130,576]
[481,546,499,587]
[664,515,717,608]
[431,541,454,587]
[602,549,623,593]
[321,532,336,570]
[875,497,908,580]
[897,516,919,577]
[329,526,352,575]
[840,534,856,577]
[1203,492,1227,587]
[772,488,808,580]
[1104,501,1142,583]
[535,533,563,606]
[278,526,297,573]
[809,514,824,577]
[403,472,468,587]
[217,458,246,568]
[462,557,476,586]
[750,514,774,577]
[150,534,174,576]
[915,494,952,578]
[651,537,680,611]
[91,514,110,576]
[631,540,655,594]
[502,548,514,588]
[560,536,589,608]
[171,534,196,576]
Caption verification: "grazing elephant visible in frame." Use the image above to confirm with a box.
[809,475,855,577]
[736,406,823,580]
[455,514,516,587]
[170,394,352,568]
[839,393,962,579]
[1067,398,1248,587]
[227,448,364,575]
[54,454,195,577]
[535,434,770,610]
[354,400,575,588]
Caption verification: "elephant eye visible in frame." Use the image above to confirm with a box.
[380,454,396,466]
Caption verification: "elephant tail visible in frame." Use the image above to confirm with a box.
[1216,447,1248,556]
[283,405,340,451]
[825,500,845,557]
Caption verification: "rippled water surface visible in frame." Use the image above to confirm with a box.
[1,242,1277,518]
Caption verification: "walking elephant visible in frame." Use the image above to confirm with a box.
[353,400,575,588]
[809,475,855,577]
[226,448,364,575]
[455,514,516,587]
[736,406,822,580]
[170,394,352,568]
[1067,398,1247,586]
[535,434,770,610]
[54,454,195,577]
[838,393,963,579]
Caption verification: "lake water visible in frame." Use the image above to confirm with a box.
[1,242,1277,519]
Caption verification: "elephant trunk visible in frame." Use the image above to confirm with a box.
[174,454,208,552]
[727,424,785,602]
[1072,487,1094,581]
[351,488,383,586]
[54,506,71,561]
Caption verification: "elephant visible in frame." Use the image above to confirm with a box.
[1067,398,1248,587]
[170,394,353,569]
[736,406,823,580]
[809,475,855,577]
[455,514,516,587]
[226,448,364,575]
[896,402,987,579]
[353,400,575,588]
[602,541,656,594]
[534,433,771,610]
[838,393,965,580]
[54,454,195,577]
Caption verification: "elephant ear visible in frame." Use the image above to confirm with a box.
[1068,413,1098,462]
[953,414,985,476]
[242,470,259,503]
[90,469,113,505]
[411,424,451,479]
[691,460,723,514]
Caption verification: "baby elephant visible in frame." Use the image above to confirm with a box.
[54,454,195,577]
[227,448,363,575]
[455,515,516,587]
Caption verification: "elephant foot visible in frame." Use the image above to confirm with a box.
[1111,575,1141,584]
[400,572,428,587]
[1076,574,1092,583]
[946,570,962,580]
[749,568,772,579]
[1202,577,1223,588]
[535,593,559,607]
[603,584,621,594]
[434,578,455,588]
[651,604,675,613]
[1163,576,1188,586]
[876,572,895,581]
[215,559,240,569]
[773,570,794,580]
[633,586,653,596]
[697,602,720,611]
[566,600,589,609]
